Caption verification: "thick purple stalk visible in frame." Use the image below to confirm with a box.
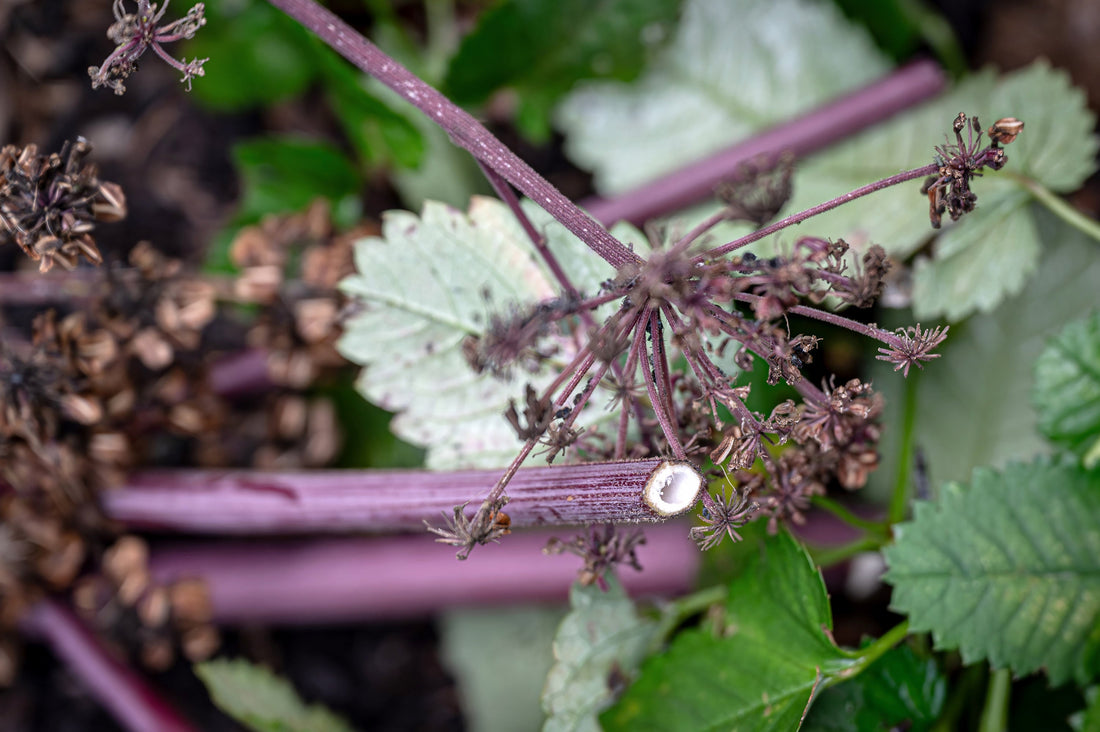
[148,523,700,624]
[20,598,196,732]
[265,0,638,270]
[0,270,100,304]
[700,163,939,261]
[584,60,946,227]
[102,459,694,533]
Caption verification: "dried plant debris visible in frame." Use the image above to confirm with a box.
[545,524,646,588]
[0,140,125,272]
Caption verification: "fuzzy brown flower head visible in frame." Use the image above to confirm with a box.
[89,0,208,95]
[544,523,645,588]
[875,324,949,377]
[463,301,566,379]
[920,112,1020,229]
[794,378,882,451]
[1,140,125,272]
[691,487,758,550]
[715,151,795,226]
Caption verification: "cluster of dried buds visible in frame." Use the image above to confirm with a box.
[0,140,126,272]
[439,115,1016,558]
[73,536,217,670]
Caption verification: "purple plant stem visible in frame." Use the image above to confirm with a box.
[102,459,690,534]
[207,347,273,399]
[700,163,939,261]
[265,0,638,270]
[730,292,911,351]
[583,60,946,227]
[147,522,700,625]
[0,270,100,304]
[20,598,196,732]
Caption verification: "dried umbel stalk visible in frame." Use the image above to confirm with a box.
[88,0,208,95]
[0,140,126,272]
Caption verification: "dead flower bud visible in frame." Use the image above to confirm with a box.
[875,324,949,377]
[691,488,758,550]
[426,498,512,560]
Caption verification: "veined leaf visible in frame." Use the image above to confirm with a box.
[195,658,355,732]
[542,575,657,732]
[1033,311,1100,468]
[338,197,625,468]
[884,459,1100,685]
[602,531,856,731]
[556,0,888,195]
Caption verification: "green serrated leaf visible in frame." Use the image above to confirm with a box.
[338,197,619,468]
[232,137,362,224]
[185,0,318,111]
[1033,311,1100,467]
[807,644,945,732]
[556,0,888,195]
[870,208,1100,495]
[445,0,680,140]
[439,605,565,732]
[884,458,1100,685]
[542,574,658,732]
[602,531,855,731]
[195,658,355,732]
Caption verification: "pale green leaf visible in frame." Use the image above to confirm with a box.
[870,209,1100,494]
[542,574,658,732]
[602,531,856,731]
[556,0,888,195]
[1033,311,1100,467]
[439,605,565,732]
[884,458,1100,685]
[338,197,622,468]
[195,658,355,732]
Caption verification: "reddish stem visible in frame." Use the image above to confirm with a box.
[20,598,196,732]
[102,459,684,533]
[583,60,946,227]
[147,523,700,624]
[265,0,638,269]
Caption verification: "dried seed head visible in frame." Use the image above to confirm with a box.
[988,117,1024,146]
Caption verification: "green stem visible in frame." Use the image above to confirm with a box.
[809,534,886,568]
[1009,173,1100,243]
[978,668,1012,732]
[932,663,987,732]
[648,584,727,654]
[836,620,909,673]
[888,372,920,525]
[811,495,888,535]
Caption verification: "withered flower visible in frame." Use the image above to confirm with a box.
[875,324,949,377]
[0,140,125,272]
[88,0,208,95]
[544,523,645,588]
[425,498,512,560]
[690,488,758,550]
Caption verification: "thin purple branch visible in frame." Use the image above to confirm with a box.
[102,459,690,533]
[147,523,700,625]
[20,598,196,732]
[265,0,638,269]
[583,60,946,227]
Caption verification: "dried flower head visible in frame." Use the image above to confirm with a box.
[875,324,949,377]
[690,487,758,550]
[425,498,512,560]
[1,140,125,272]
[544,523,645,588]
[715,151,795,226]
[89,0,208,94]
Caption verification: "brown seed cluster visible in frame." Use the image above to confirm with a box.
[1,140,125,272]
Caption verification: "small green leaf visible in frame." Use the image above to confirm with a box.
[439,605,565,732]
[806,645,945,732]
[338,197,619,468]
[185,0,318,111]
[542,575,658,731]
[445,0,680,140]
[232,137,362,224]
[195,658,355,732]
[556,0,888,195]
[1033,311,1100,467]
[884,458,1100,685]
[602,531,855,731]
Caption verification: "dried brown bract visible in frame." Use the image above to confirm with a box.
[0,140,126,272]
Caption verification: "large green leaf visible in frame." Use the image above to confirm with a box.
[884,458,1100,685]
[439,605,565,732]
[555,0,888,195]
[338,198,624,468]
[869,209,1100,495]
[542,575,658,732]
[602,531,856,731]
[1033,311,1100,468]
[804,645,945,732]
[195,658,355,732]
[444,0,681,141]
